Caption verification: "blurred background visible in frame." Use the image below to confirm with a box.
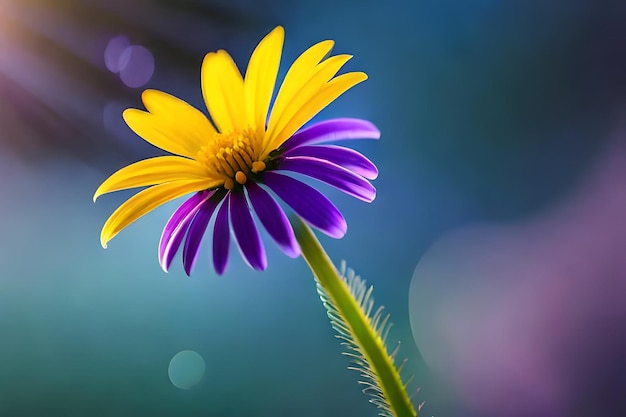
[1,0,625,416]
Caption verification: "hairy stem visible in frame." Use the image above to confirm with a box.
[293,217,417,417]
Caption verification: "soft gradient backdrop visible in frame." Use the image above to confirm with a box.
[1,1,625,416]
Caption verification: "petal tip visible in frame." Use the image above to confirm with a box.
[100,230,110,248]
[121,108,143,125]
[202,51,217,61]
[369,125,381,140]
[140,89,160,105]
[158,257,169,273]
[285,245,301,258]
[214,261,227,276]
[253,258,268,271]
[93,183,108,202]
[271,25,285,37]
[364,187,377,203]
[332,219,348,239]
[333,229,347,239]
[320,39,335,50]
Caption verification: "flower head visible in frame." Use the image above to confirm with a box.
[94,26,379,275]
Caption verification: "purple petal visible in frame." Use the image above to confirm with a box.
[277,156,376,202]
[182,191,224,276]
[262,172,347,238]
[282,118,380,151]
[213,196,230,275]
[283,144,378,180]
[159,191,212,272]
[245,181,300,258]
[229,190,267,271]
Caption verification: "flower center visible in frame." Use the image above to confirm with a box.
[197,130,267,190]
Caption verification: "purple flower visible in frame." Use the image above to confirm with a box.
[94,26,379,275]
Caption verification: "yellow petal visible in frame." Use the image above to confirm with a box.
[138,90,215,153]
[265,54,352,147]
[93,156,221,202]
[201,50,246,133]
[124,108,210,159]
[263,71,368,156]
[141,89,217,137]
[244,26,284,138]
[100,179,214,248]
[267,39,334,138]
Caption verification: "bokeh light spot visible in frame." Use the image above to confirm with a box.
[168,350,205,389]
[104,35,131,73]
[119,45,154,88]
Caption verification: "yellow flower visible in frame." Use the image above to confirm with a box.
[95,26,378,274]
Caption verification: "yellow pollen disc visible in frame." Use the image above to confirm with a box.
[235,171,247,185]
[196,130,262,188]
[251,161,266,173]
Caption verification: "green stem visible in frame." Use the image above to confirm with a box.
[293,217,417,417]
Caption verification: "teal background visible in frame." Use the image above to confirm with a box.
[1,1,625,416]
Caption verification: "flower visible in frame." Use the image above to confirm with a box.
[94,26,379,275]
